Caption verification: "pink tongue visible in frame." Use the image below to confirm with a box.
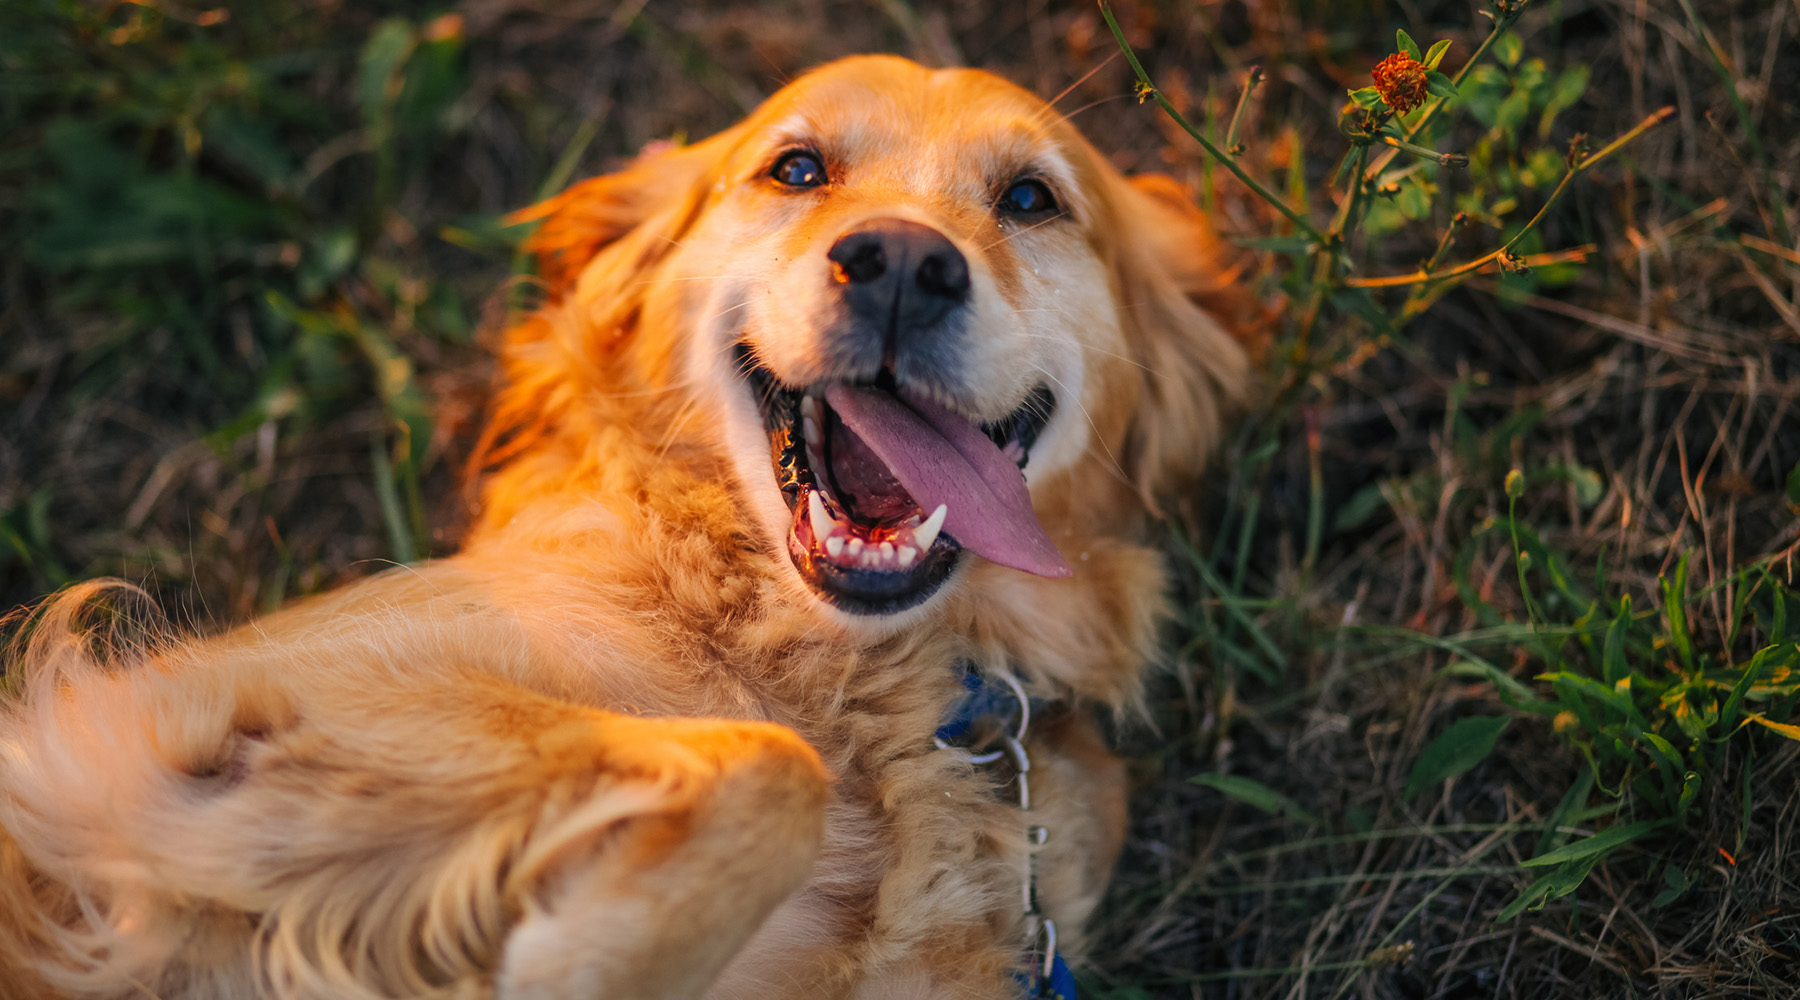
[822,384,1071,578]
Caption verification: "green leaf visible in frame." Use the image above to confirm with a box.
[1651,863,1690,908]
[1677,770,1702,819]
[1547,463,1603,507]
[1749,713,1800,741]
[1425,39,1452,70]
[1535,766,1595,856]
[1348,86,1383,109]
[1332,482,1391,533]
[1720,645,1773,729]
[1191,774,1322,826]
[1661,554,1695,673]
[357,20,418,130]
[1494,31,1523,68]
[1498,853,1601,920]
[1441,659,1559,714]
[1538,64,1591,137]
[1540,671,1636,716]
[1396,28,1422,61]
[1405,716,1510,802]
[1494,89,1532,134]
[1521,819,1670,867]
[1638,728,1686,775]
[1425,70,1459,100]
[1785,460,1800,508]
[1602,595,1632,685]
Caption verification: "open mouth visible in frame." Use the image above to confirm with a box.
[739,345,1068,614]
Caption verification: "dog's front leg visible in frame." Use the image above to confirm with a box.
[496,713,829,1000]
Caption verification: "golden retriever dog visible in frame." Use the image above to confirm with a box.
[0,55,1250,1000]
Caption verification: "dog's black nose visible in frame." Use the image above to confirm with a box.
[827,219,970,337]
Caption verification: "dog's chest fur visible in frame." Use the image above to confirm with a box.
[453,446,1139,998]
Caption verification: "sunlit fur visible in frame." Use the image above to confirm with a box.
[0,56,1252,999]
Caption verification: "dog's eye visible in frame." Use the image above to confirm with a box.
[999,178,1057,216]
[772,151,827,189]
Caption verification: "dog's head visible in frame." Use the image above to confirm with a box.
[494,55,1251,621]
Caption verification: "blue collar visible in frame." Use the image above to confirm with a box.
[1017,953,1078,1000]
[936,663,1077,1000]
[936,664,1054,746]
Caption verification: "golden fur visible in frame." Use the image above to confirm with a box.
[0,56,1250,999]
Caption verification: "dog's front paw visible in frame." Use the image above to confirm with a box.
[497,715,827,1000]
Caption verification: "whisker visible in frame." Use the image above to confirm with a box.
[1009,331,1161,376]
[654,397,705,459]
[1028,91,1130,135]
[1043,51,1123,112]
[1037,94,1130,131]
[1027,364,1131,485]
[630,274,735,286]
[979,211,1071,252]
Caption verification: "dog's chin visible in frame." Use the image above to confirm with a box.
[732,344,1056,617]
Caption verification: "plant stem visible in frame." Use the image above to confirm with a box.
[1347,106,1673,289]
[1423,213,1467,274]
[1378,133,1468,167]
[1224,65,1263,154]
[1098,1,1322,242]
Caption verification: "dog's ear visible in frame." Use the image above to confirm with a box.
[474,134,741,492]
[1103,172,1262,510]
[510,131,740,298]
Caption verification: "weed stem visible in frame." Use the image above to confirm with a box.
[1348,106,1674,289]
[1099,2,1322,242]
[1377,133,1467,167]
[1224,65,1263,155]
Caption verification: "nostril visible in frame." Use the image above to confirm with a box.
[828,237,888,284]
[915,251,969,301]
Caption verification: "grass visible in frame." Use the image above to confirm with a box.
[4,0,1799,996]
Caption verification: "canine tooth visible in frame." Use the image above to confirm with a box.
[801,394,820,420]
[802,416,821,445]
[808,491,835,541]
[825,536,844,557]
[914,504,947,550]
[897,545,917,567]
[847,538,864,556]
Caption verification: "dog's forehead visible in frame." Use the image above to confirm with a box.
[750,59,1082,191]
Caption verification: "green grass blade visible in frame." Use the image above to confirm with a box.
[1661,553,1694,673]
[1405,715,1510,802]
[1520,818,1670,867]
[1191,773,1323,826]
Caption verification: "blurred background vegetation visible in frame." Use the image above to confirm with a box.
[2,0,1797,996]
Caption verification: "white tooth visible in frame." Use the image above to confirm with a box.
[914,504,947,551]
[803,416,821,445]
[897,545,917,567]
[879,541,894,561]
[825,536,844,557]
[808,490,834,541]
[847,537,864,556]
[801,395,819,420]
